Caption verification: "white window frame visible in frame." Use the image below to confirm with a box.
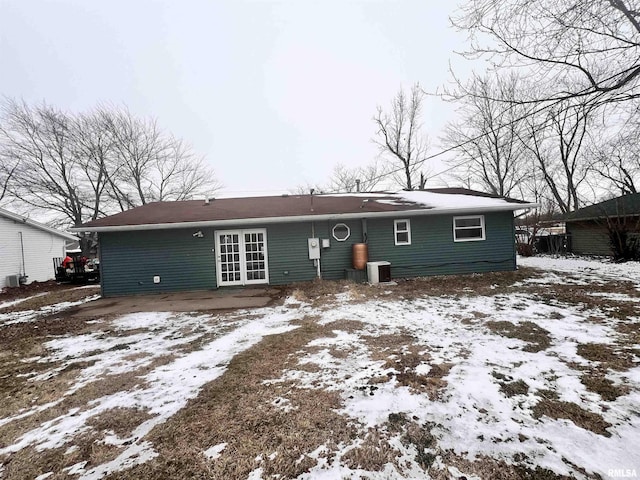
[332,223,351,242]
[453,215,486,242]
[394,219,411,246]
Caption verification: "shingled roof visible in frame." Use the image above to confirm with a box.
[73,188,535,232]
[566,193,640,222]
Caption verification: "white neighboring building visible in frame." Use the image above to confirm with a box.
[0,207,77,289]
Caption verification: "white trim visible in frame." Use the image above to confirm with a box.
[215,230,244,286]
[0,207,77,241]
[72,203,538,233]
[242,229,270,285]
[331,223,351,242]
[394,219,411,246]
[453,215,486,242]
[215,228,269,286]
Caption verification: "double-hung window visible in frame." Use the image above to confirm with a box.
[453,215,485,242]
[394,219,411,245]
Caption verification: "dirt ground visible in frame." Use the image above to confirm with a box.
[0,280,78,302]
[0,266,638,480]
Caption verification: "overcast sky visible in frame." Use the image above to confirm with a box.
[0,1,473,196]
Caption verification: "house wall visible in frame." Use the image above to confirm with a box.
[264,220,363,284]
[0,216,67,289]
[99,228,217,297]
[99,220,351,296]
[566,221,612,256]
[98,211,516,297]
[366,211,516,277]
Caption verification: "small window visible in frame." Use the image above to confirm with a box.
[394,219,411,245]
[453,215,485,242]
[332,223,351,242]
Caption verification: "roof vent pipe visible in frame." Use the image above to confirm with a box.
[356,179,361,193]
[310,189,315,212]
[204,198,209,205]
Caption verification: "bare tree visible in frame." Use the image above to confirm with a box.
[520,99,596,213]
[325,162,385,193]
[151,138,218,201]
[0,99,220,252]
[0,151,19,204]
[100,108,219,209]
[373,84,430,190]
[71,111,115,221]
[442,74,531,197]
[451,0,640,106]
[291,161,384,195]
[589,105,640,195]
[0,99,88,227]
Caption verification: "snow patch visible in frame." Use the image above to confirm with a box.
[203,442,227,460]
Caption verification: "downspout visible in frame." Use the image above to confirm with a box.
[98,233,104,298]
[310,220,321,279]
[19,232,27,282]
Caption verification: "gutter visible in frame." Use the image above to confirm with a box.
[0,208,78,241]
[71,203,540,233]
[566,214,640,223]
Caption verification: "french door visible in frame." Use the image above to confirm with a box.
[215,229,269,286]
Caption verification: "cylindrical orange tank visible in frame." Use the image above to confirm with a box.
[352,243,368,270]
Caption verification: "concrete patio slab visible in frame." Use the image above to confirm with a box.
[72,287,283,317]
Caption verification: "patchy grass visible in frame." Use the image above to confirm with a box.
[0,364,161,449]
[531,399,612,437]
[286,267,545,304]
[1,262,639,479]
[581,373,630,401]
[381,413,438,470]
[104,318,359,480]
[2,431,124,480]
[87,407,154,438]
[429,451,575,480]
[499,379,530,397]
[485,321,552,352]
[0,287,99,314]
[0,280,78,303]
[378,347,452,401]
[576,343,635,371]
[342,428,401,471]
[491,372,530,397]
[533,280,640,322]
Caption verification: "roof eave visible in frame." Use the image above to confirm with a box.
[0,208,78,240]
[71,203,538,233]
[566,212,640,223]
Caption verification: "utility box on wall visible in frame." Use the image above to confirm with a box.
[308,238,320,260]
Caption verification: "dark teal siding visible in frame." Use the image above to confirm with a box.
[366,212,516,278]
[215,220,365,285]
[99,228,216,297]
[99,212,516,296]
[315,219,364,280]
[262,222,317,284]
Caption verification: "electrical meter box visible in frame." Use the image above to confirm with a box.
[308,238,321,260]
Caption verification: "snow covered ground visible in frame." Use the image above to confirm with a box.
[519,254,640,285]
[0,257,638,479]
